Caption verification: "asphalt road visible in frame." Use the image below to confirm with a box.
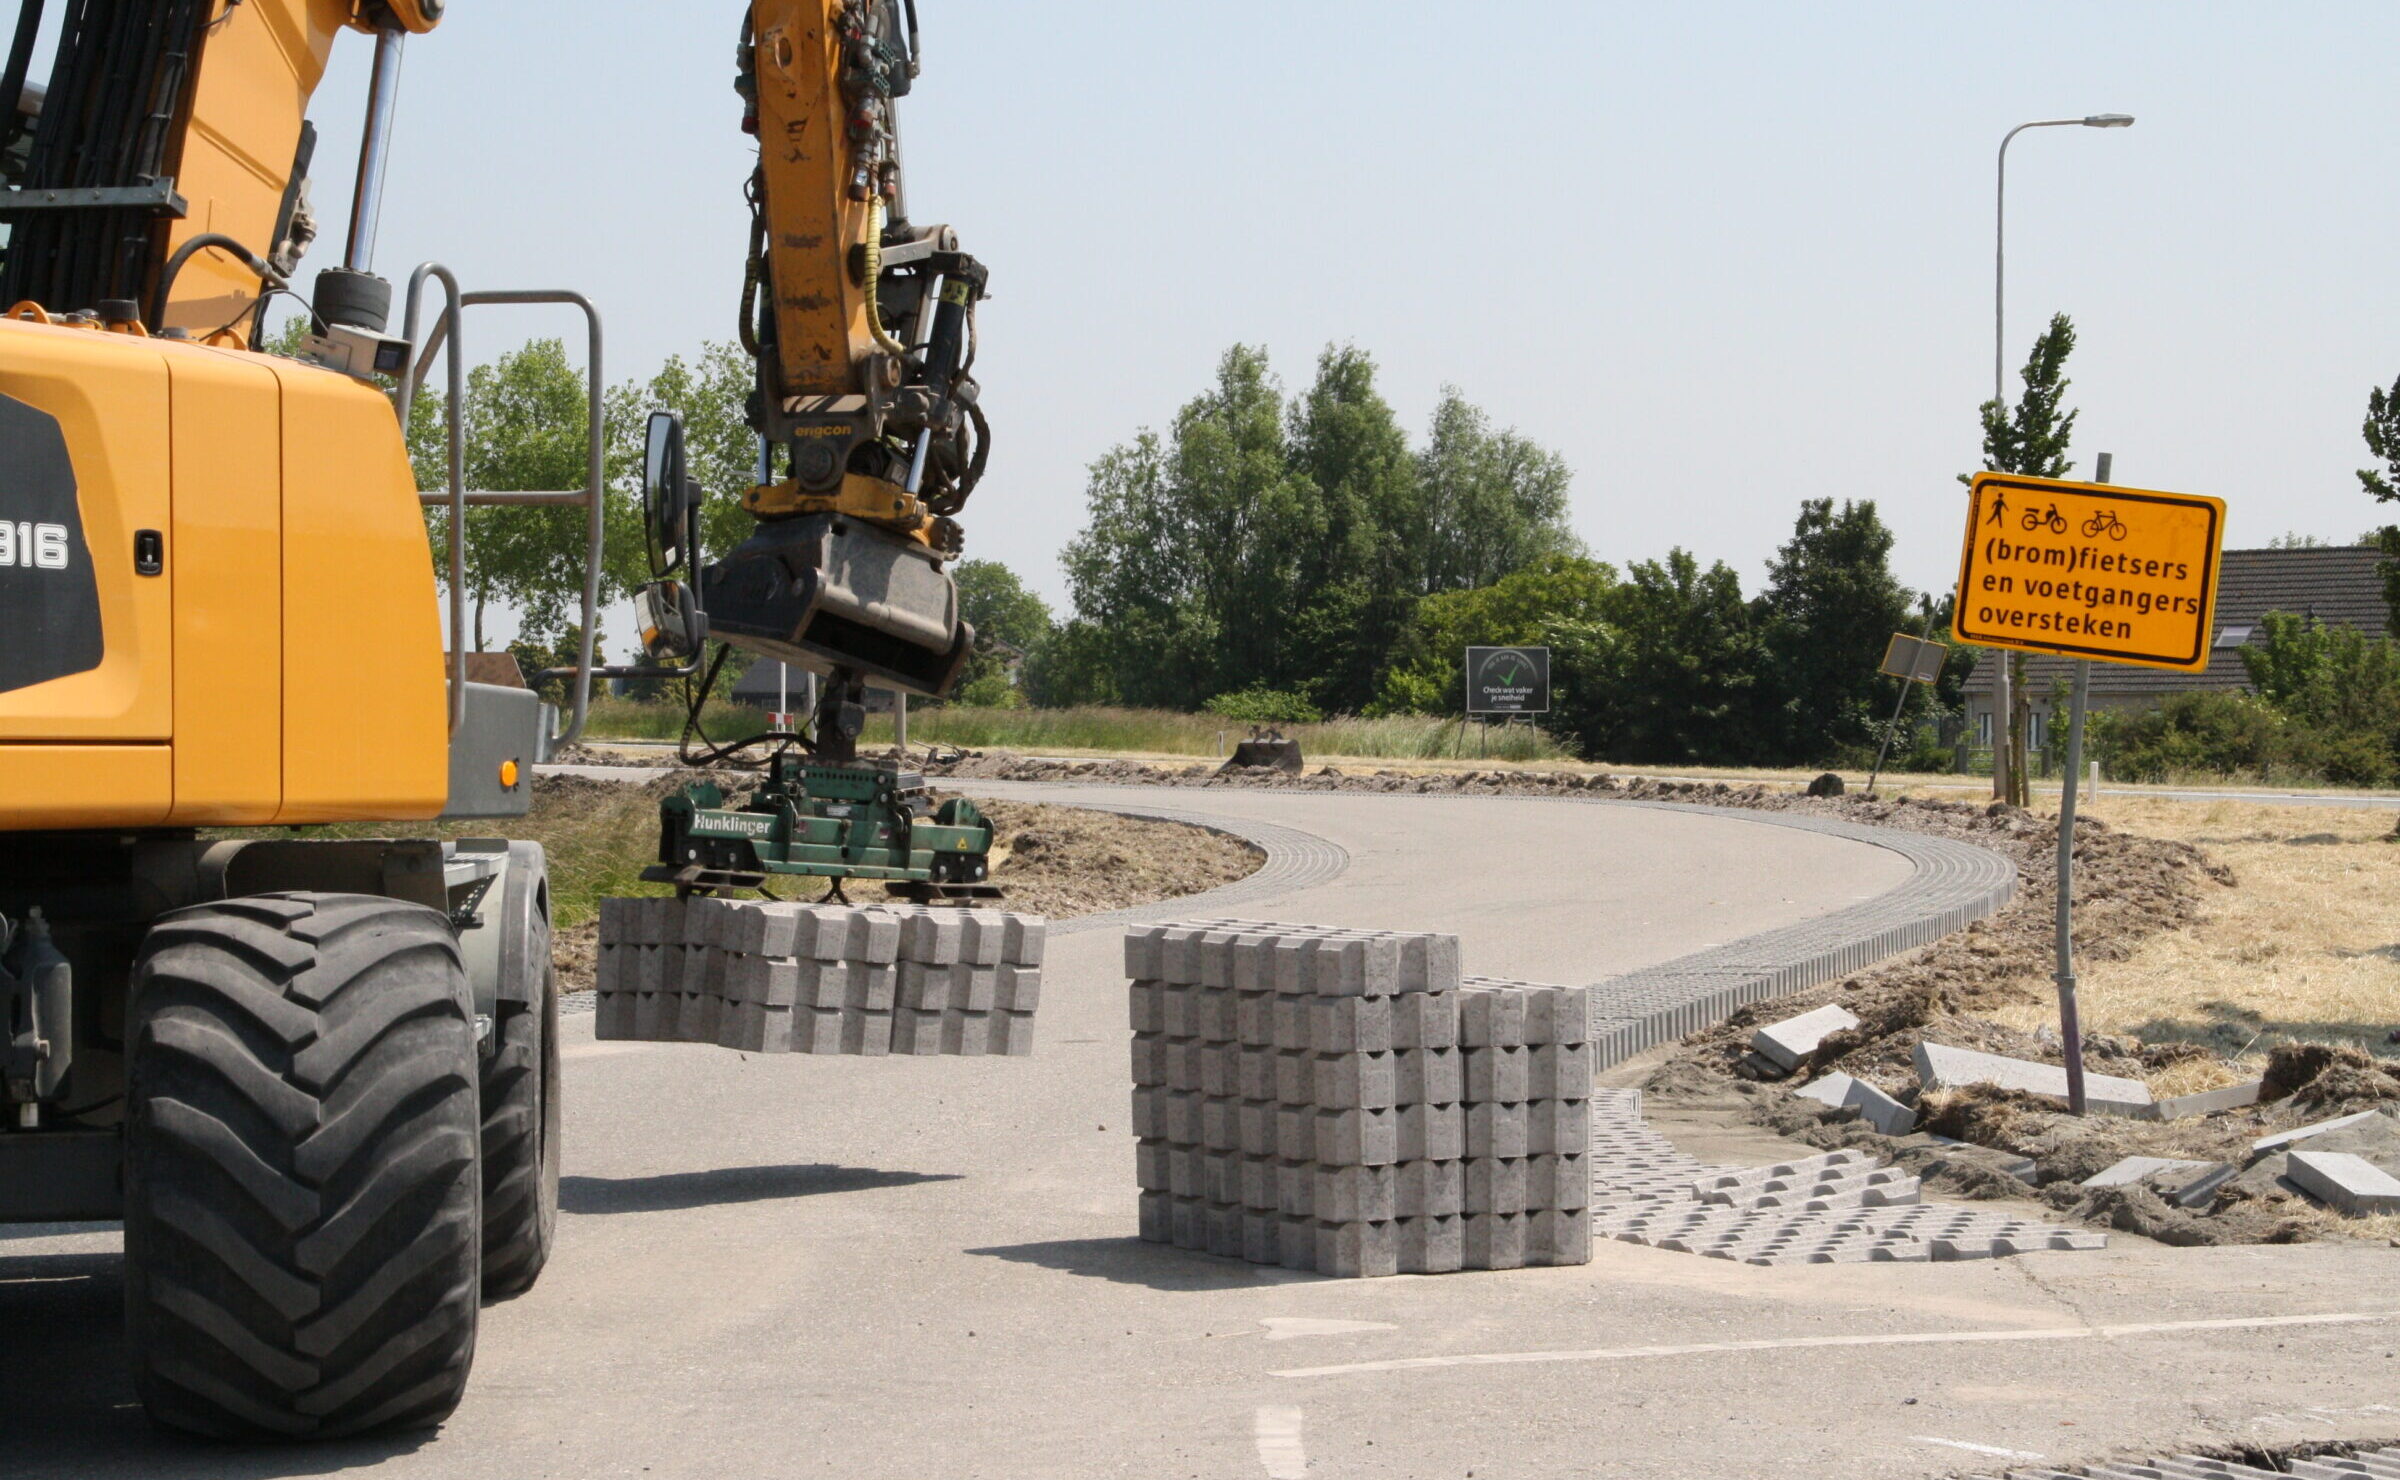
[2,787,2391,1480]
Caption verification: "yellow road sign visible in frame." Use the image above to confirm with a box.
[1954,472,2227,672]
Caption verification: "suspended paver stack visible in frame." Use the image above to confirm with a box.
[597,896,1045,1055]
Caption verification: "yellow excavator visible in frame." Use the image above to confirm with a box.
[0,0,985,1439]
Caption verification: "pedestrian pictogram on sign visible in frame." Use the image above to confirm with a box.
[1954,472,2226,672]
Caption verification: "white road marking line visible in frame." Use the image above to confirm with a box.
[1261,1318,1399,1342]
[1269,1310,2400,1379]
[1914,1437,2046,1459]
[1254,1405,1309,1479]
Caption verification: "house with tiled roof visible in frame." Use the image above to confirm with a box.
[1961,545,2392,754]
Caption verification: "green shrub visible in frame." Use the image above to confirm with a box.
[2309,729,2396,788]
[1204,686,1324,725]
[954,671,1028,709]
[2089,692,2287,782]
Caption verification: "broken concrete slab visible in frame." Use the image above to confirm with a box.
[2077,1155,2236,1209]
[2149,1079,2264,1121]
[2251,1108,2390,1153]
[1914,1041,2155,1117]
[1792,1072,1918,1136]
[2286,1149,2400,1215]
[1751,1003,1861,1073]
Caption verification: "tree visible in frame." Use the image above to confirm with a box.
[2353,372,2400,636]
[1373,554,1618,715]
[411,338,603,651]
[1414,389,1581,595]
[603,340,761,598]
[1284,346,1417,710]
[2241,611,2400,783]
[1553,549,1763,765]
[950,558,1053,704]
[1021,618,1116,708]
[1757,499,1914,763]
[1062,347,1319,709]
[1057,345,1581,713]
[1969,311,2081,803]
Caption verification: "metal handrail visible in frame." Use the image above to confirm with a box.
[394,270,606,752]
[396,262,466,736]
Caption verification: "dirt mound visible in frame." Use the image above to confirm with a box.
[860,798,1259,920]
[2036,1180,2317,1247]
[2261,1043,2400,1110]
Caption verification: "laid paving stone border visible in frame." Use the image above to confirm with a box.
[959,785,2015,992]
[1588,1089,2103,1266]
[1575,798,2018,1069]
[1964,1442,2400,1478]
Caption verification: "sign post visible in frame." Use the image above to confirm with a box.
[1865,629,1949,796]
[1954,457,2224,1114]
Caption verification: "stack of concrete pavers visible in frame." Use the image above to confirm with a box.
[1125,920,1592,1278]
[596,895,1043,1056]
[1587,1089,2106,1265]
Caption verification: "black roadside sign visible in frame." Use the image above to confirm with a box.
[1466,646,1550,715]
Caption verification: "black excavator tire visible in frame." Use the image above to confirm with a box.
[123,893,483,1441]
[478,961,560,1301]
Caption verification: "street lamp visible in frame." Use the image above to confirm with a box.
[1988,112,2134,801]
[1997,115,2134,402]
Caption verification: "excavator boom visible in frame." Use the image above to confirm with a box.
[692,0,989,708]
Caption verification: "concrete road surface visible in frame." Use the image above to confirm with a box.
[3,788,2391,1480]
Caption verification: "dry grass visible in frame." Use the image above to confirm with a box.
[1976,793,2400,1089]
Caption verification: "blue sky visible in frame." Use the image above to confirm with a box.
[25,4,2400,643]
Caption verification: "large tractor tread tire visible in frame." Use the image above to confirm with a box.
[124,893,482,1441]
[479,962,560,1301]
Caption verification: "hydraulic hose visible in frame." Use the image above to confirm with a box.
[861,195,911,358]
[149,232,286,331]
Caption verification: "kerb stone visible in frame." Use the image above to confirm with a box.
[1914,1041,2154,1116]
[1751,1003,1861,1073]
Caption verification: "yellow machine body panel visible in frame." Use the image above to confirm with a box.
[166,347,285,824]
[0,318,448,830]
[274,357,448,825]
[0,320,175,743]
[0,745,174,830]
[159,0,357,340]
[750,0,877,400]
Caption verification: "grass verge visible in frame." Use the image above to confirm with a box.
[1978,793,2400,1084]
[581,698,1571,763]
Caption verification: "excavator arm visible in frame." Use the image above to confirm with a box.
[687,0,990,719]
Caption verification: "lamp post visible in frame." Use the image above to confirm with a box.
[1988,113,2133,803]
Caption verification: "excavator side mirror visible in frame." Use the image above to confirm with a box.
[635,580,705,665]
[643,410,691,579]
